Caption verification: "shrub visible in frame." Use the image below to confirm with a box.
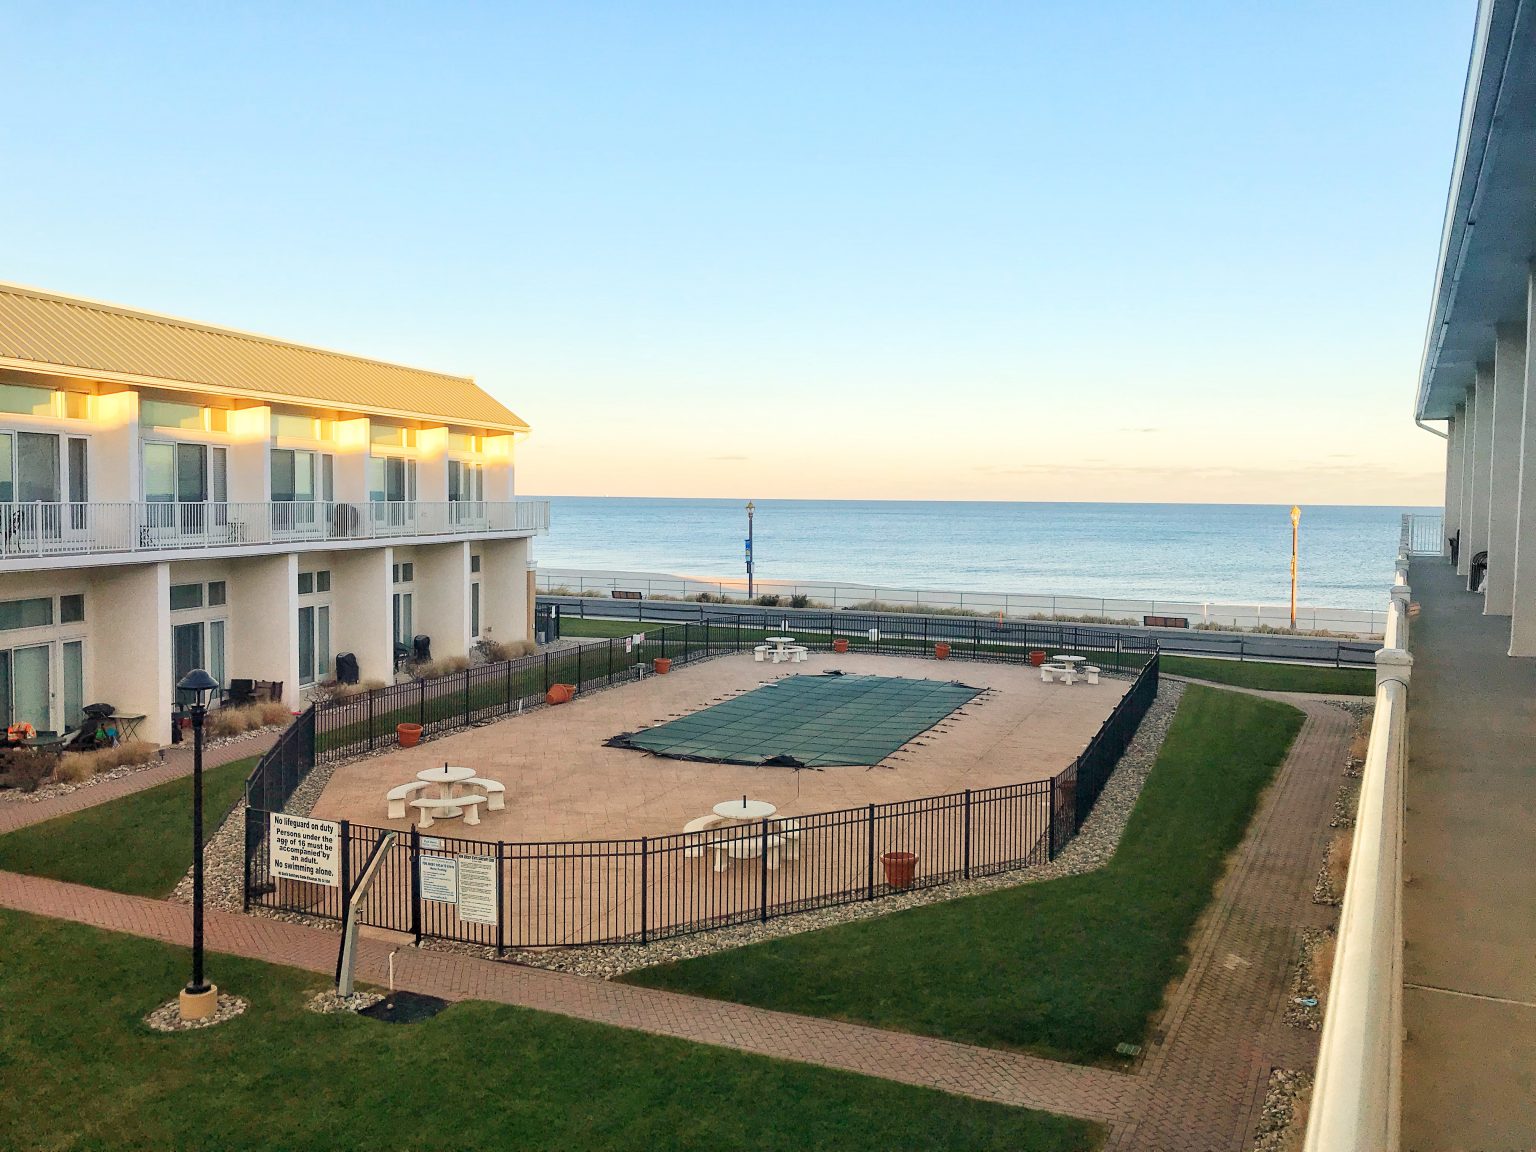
[54,741,158,779]
[754,594,781,607]
[788,594,811,609]
[415,655,471,679]
[0,750,58,792]
[476,638,536,662]
[206,707,255,739]
[257,700,293,726]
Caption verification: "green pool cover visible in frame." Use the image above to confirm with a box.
[610,673,983,768]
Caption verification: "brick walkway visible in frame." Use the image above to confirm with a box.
[0,692,1349,1147]
[1105,699,1349,1151]
[0,732,277,836]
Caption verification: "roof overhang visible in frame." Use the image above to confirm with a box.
[1417,0,1536,420]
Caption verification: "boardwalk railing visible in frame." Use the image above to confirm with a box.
[242,645,1159,949]
[1399,512,1445,557]
[1304,556,1412,1151]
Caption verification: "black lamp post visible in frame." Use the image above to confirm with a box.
[177,667,219,1020]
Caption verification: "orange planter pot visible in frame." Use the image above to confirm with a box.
[832,638,849,654]
[653,657,672,674]
[881,851,918,889]
[1029,650,1046,667]
[545,683,575,705]
[396,723,422,748]
[934,642,950,660]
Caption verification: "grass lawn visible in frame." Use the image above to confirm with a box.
[623,685,1304,1065]
[0,755,258,897]
[1159,654,1373,695]
[0,909,1101,1152]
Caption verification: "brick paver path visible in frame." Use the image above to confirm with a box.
[0,732,277,836]
[1105,698,1349,1151]
[0,690,1349,1148]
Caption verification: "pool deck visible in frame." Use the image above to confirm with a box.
[1403,559,1536,1151]
[310,650,1129,844]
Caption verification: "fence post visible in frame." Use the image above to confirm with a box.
[544,651,550,693]
[338,820,352,921]
[640,836,649,944]
[576,644,583,693]
[410,826,422,946]
[736,617,741,652]
[242,807,254,912]
[609,637,615,686]
[1047,777,1057,861]
[505,658,513,711]
[463,667,471,724]
[866,804,876,899]
[963,790,971,879]
[760,820,770,923]
[496,841,506,957]
[418,677,426,729]
[367,690,376,752]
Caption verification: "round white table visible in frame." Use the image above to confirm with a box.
[714,798,777,821]
[1052,655,1087,665]
[765,635,795,650]
[417,764,476,817]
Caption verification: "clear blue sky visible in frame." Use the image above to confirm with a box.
[2,1,1471,503]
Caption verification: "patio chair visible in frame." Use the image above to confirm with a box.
[226,679,257,707]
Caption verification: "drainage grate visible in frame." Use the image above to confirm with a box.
[1114,1042,1142,1057]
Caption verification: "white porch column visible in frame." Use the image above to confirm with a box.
[1485,325,1526,614]
[1458,383,1479,576]
[1510,270,1536,653]
[331,547,394,684]
[1466,363,1496,586]
[1444,407,1464,556]
[227,553,300,709]
[414,541,470,660]
[481,536,533,645]
[92,562,173,744]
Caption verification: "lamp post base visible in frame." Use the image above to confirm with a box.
[178,984,219,1022]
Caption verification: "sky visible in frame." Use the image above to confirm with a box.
[1,1,1472,505]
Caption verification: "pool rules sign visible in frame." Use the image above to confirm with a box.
[269,813,341,887]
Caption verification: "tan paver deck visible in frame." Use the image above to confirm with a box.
[312,652,1128,843]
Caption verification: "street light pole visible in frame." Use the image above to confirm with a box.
[177,667,220,1021]
[746,501,755,599]
[1290,505,1301,631]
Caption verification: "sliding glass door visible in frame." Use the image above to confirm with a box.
[7,645,50,731]
[143,442,227,538]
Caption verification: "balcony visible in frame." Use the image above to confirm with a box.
[0,499,549,565]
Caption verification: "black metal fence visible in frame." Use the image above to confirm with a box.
[242,654,1160,949]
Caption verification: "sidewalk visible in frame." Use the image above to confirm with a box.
[0,731,277,837]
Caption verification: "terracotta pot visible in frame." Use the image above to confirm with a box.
[545,683,575,705]
[934,642,950,660]
[653,657,672,674]
[832,638,849,653]
[881,851,918,889]
[396,722,422,748]
[1029,650,1046,667]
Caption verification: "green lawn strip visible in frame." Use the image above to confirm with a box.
[0,756,258,897]
[0,909,1101,1152]
[1159,654,1373,695]
[623,685,1303,1065]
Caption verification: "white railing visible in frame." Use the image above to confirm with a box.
[1400,512,1445,557]
[1304,554,1411,1152]
[536,565,1389,636]
[0,499,549,559]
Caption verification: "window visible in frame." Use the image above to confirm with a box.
[271,413,324,440]
[470,554,481,573]
[59,594,85,623]
[207,581,226,607]
[139,399,206,430]
[315,570,331,593]
[0,598,52,631]
[400,562,413,583]
[297,572,314,595]
[370,422,416,449]
[368,455,416,502]
[170,583,204,611]
[299,603,332,685]
[0,383,54,417]
[272,449,333,503]
[471,582,481,638]
[448,432,482,455]
[448,460,484,502]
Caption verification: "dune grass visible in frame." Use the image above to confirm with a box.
[1157,654,1372,695]
[0,755,258,897]
[0,908,1101,1152]
[623,685,1304,1065]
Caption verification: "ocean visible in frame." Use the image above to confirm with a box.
[533,498,1438,610]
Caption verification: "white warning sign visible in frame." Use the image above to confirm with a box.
[456,855,498,925]
[419,856,458,903]
[269,813,341,887]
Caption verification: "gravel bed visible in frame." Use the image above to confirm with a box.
[306,988,385,1014]
[1283,928,1334,1031]
[1312,855,1342,907]
[1251,1067,1314,1152]
[1329,778,1360,829]
[143,993,248,1032]
[169,793,250,913]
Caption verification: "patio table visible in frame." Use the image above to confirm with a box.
[713,798,777,822]
[764,636,796,656]
[1050,655,1087,685]
[417,764,477,817]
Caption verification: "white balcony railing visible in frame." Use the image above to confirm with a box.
[1400,512,1445,557]
[1303,555,1412,1152]
[0,499,549,560]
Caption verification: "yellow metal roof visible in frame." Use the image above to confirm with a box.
[0,282,527,432]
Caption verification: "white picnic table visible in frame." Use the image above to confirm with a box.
[417,764,476,817]
[714,798,777,821]
[764,635,796,654]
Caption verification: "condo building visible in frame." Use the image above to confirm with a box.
[0,283,548,743]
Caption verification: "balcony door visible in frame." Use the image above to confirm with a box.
[0,431,85,551]
[447,460,485,527]
[369,455,416,532]
[271,449,333,538]
[143,442,226,540]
